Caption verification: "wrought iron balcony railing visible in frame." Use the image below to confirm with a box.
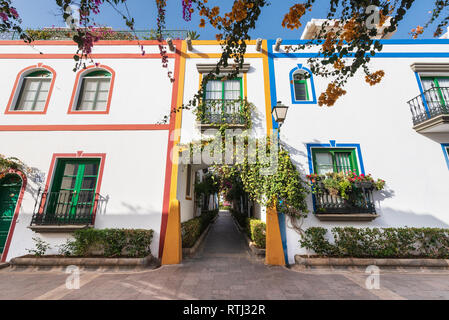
[314,184,377,216]
[31,190,98,226]
[407,87,449,126]
[201,99,246,125]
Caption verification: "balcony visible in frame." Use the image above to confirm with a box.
[407,87,449,133]
[313,183,379,221]
[197,99,248,129]
[29,190,98,233]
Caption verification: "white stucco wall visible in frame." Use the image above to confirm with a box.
[0,43,176,261]
[272,42,449,263]
[2,130,168,260]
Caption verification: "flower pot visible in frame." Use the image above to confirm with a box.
[354,182,373,189]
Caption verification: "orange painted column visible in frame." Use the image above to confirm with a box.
[262,39,286,266]
[161,199,182,264]
[161,41,186,265]
[265,205,286,266]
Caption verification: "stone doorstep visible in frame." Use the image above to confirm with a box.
[182,215,218,257]
[10,255,160,268]
[295,255,449,268]
[231,215,266,257]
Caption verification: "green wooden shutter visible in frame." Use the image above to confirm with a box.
[312,148,359,175]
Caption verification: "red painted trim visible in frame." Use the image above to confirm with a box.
[0,54,175,59]
[158,40,182,258]
[0,124,170,131]
[1,169,27,263]
[0,40,172,46]
[68,65,116,115]
[4,64,57,115]
[40,152,107,225]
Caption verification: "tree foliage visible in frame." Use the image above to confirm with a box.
[2,0,449,106]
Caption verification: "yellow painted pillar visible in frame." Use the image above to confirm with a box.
[265,205,286,266]
[161,199,182,265]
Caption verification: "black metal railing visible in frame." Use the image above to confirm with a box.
[407,87,449,125]
[314,184,376,215]
[201,99,246,125]
[31,190,98,226]
[0,29,188,41]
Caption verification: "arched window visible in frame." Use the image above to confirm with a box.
[74,69,112,112]
[11,69,53,112]
[289,64,317,104]
[292,70,309,101]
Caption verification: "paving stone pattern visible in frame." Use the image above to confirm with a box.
[0,211,448,300]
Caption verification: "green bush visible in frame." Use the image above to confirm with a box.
[182,210,218,248]
[249,219,266,249]
[65,229,154,258]
[300,227,449,259]
[231,210,266,249]
[231,209,248,231]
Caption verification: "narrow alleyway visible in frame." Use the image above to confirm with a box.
[193,210,250,260]
[1,211,449,300]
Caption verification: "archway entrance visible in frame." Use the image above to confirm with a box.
[0,173,23,255]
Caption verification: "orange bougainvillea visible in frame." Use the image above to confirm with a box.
[322,31,336,52]
[318,83,347,107]
[282,4,307,30]
[197,0,257,41]
[333,59,345,70]
[365,70,385,86]
[410,25,424,39]
[340,18,361,43]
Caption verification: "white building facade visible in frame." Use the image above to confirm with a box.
[270,38,449,263]
[1,35,449,265]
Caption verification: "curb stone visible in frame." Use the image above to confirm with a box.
[10,255,160,268]
[295,255,449,268]
[0,263,10,270]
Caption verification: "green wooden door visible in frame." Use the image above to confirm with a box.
[0,174,22,254]
[47,159,100,224]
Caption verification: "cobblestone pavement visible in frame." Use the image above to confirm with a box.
[1,211,449,300]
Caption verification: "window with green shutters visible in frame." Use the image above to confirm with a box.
[312,148,359,175]
[46,159,100,223]
[293,72,309,101]
[13,70,52,111]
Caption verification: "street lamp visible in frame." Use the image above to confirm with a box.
[272,101,289,127]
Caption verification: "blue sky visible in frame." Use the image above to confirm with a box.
[11,0,442,39]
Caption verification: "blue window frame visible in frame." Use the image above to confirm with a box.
[289,64,317,105]
[442,143,449,170]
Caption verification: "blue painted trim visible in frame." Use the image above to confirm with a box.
[289,64,317,105]
[274,39,449,46]
[278,212,289,264]
[442,144,449,170]
[414,72,431,118]
[267,40,279,130]
[270,52,449,59]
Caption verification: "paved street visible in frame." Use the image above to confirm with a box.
[1,211,449,300]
